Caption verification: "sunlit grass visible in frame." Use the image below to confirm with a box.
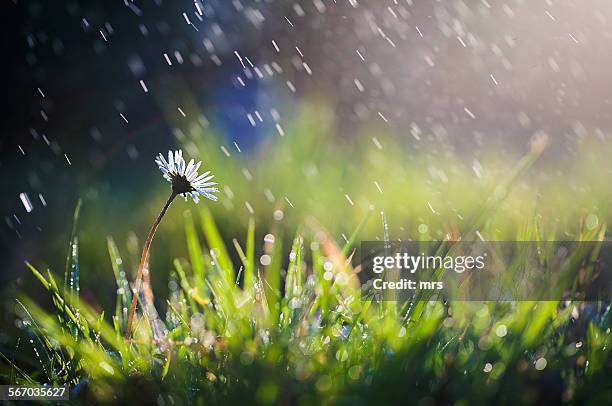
[2,106,612,403]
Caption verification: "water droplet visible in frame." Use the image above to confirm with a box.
[585,214,598,230]
[260,255,271,266]
[496,324,508,337]
[535,357,547,370]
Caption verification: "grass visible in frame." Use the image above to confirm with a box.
[1,107,612,404]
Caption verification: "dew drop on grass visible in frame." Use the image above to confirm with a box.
[535,357,547,370]
[259,255,271,266]
[483,363,493,373]
[585,214,598,230]
[289,298,300,309]
[496,324,508,337]
[273,209,285,221]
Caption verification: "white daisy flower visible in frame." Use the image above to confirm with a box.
[155,149,219,202]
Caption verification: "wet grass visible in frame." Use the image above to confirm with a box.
[2,109,612,404]
[8,208,612,405]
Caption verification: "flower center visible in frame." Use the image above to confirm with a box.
[170,173,194,195]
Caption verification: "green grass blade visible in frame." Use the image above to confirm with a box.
[199,206,234,287]
[64,199,82,291]
[184,210,205,290]
[244,217,255,291]
[341,208,372,257]
[107,237,131,326]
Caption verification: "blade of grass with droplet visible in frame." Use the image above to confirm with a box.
[341,208,372,257]
[106,237,132,334]
[0,350,36,385]
[107,237,131,327]
[26,262,81,337]
[67,238,80,340]
[586,321,611,375]
[173,259,198,314]
[69,236,79,306]
[521,301,557,347]
[310,244,330,319]
[285,232,302,297]
[232,239,248,274]
[19,296,125,381]
[281,231,302,329]
[166,299,191,333]
[207,249,239,321]
[64,199,81,291]
[199,206,234,288]
[26,262,125,354]
[62,200,81,340]
[15,299,58,383]
[161,352,171,381]
[265,230,283,323]
[244,217,255,291]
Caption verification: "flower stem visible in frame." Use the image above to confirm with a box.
[126,192,177,339]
